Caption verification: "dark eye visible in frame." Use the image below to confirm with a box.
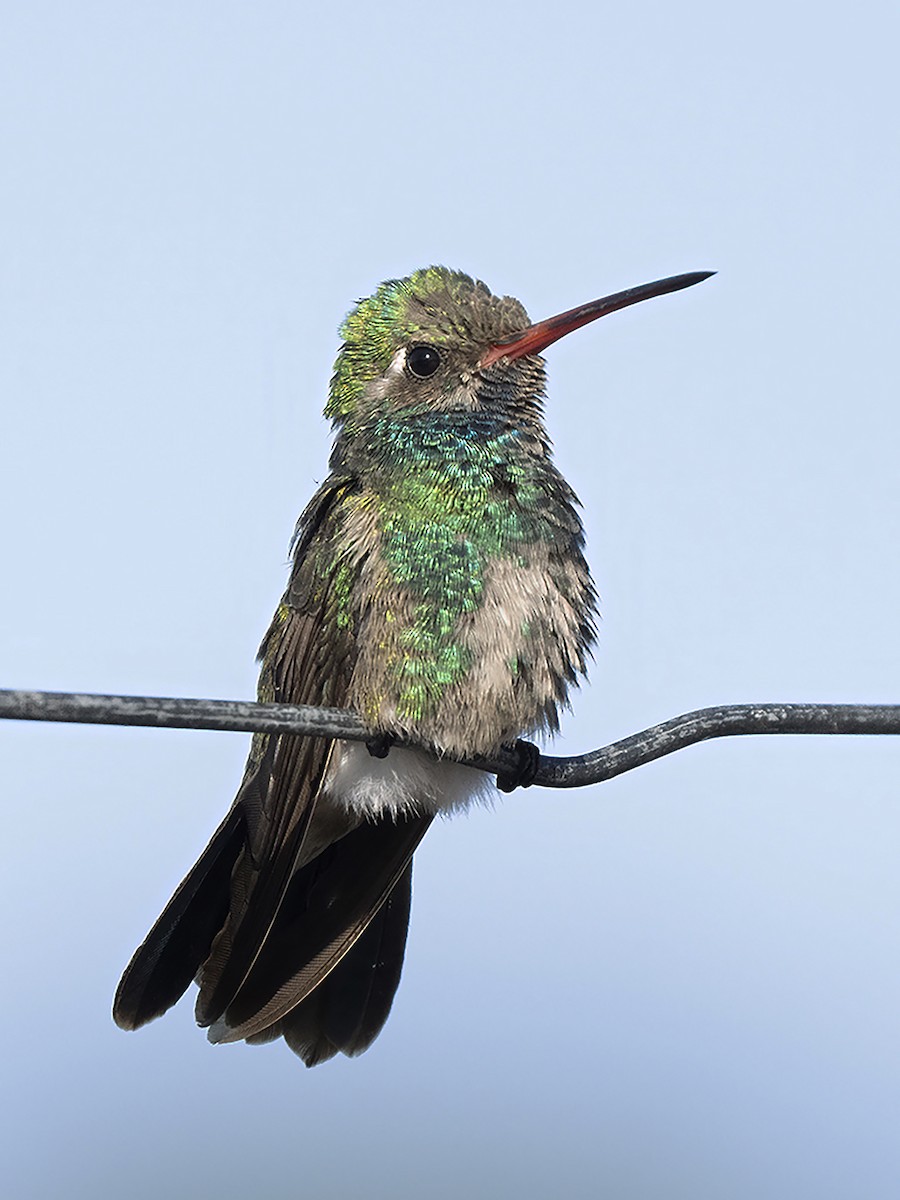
[406,344,441,378]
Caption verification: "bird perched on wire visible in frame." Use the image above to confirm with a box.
[113,265,712,1066]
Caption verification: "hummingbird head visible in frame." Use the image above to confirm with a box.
[326,265,714,431]
[327,267,535,430]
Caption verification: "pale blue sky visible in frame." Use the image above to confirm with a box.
[2,2,899,1197]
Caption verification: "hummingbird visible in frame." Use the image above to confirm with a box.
[113,266,712,1066]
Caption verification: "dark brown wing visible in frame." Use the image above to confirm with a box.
[112,610,339,1035]
[114,475,431,1063]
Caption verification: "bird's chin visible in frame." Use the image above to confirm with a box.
[325,740,494,820]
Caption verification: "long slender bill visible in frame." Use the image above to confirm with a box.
[479,271,715,367]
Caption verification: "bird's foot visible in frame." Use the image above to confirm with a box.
[366,732,396,759]
[496,739,541,792]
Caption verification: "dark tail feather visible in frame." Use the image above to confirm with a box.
[279,861,414,1066]
[116,801,430,1065]
[194,734,325,1029]
[207,813,432,1045]
[112,807,244,1030]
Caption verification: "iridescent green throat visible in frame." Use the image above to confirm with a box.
[345,413,555,723]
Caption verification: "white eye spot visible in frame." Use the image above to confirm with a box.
[387,346,407,377]
[368,347,409,400]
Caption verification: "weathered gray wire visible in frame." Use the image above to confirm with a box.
[1,688,897,788]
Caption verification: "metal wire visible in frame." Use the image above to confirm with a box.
[1,688,897,788]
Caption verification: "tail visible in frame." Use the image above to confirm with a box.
[244,859,414,1065]
[112,807,244,1031]
[113,810,431,1066]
